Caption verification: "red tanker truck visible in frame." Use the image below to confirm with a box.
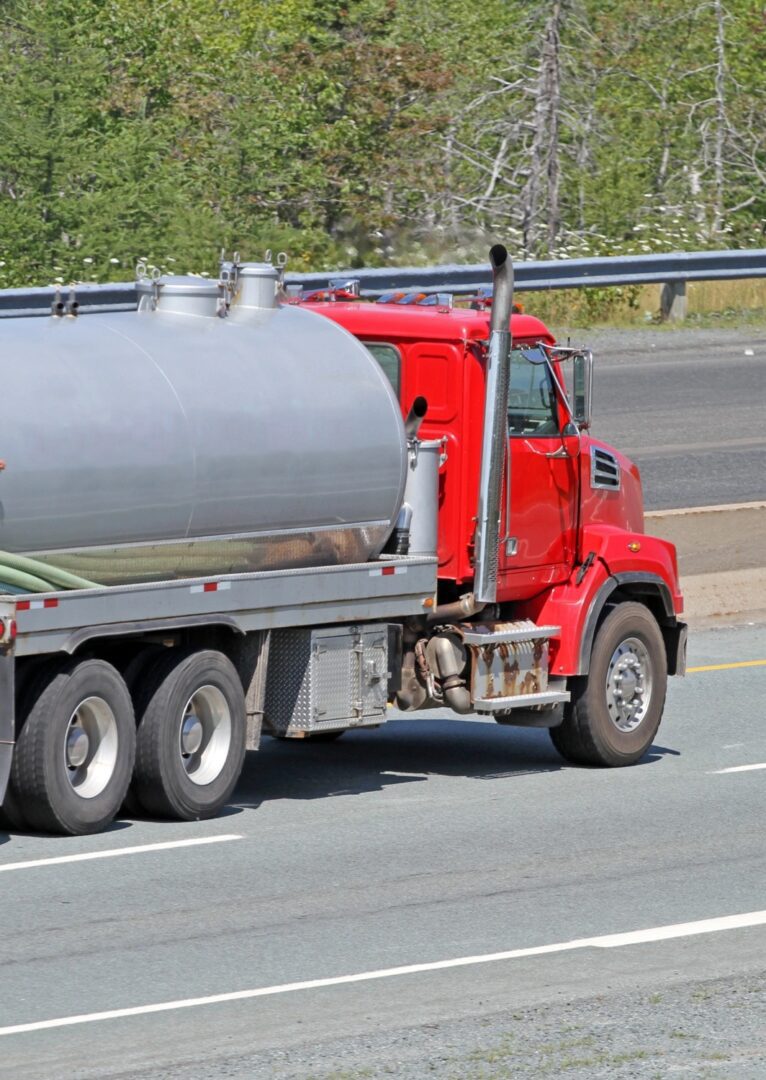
[0,246,686,836]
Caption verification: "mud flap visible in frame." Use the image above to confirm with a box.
[664,621,688,677]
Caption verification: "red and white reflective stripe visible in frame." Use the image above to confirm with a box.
[189,581,232,594]
[369,566,407,577]
[16,598,59,612]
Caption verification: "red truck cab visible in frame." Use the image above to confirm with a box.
[302,293,687,765]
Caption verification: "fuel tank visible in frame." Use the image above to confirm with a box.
[0,265,407,584]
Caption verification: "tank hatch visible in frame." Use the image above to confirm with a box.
[136,272,225,318]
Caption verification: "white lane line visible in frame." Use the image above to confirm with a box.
[1,909,765,1037]
[0,834,242,874]
[711,763,766,774]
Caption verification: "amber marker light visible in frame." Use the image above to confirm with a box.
[628,541,641,553]
[423,597,435,608]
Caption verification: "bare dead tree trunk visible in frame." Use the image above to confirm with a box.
[520,0,564,255]
[442,126,461,234]
[544,1,562,250]
[712,0,727,233]
[656,86,671,194]
[574,99,593,233]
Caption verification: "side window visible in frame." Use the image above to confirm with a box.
[364,342,401,397]
[508,347,559,436]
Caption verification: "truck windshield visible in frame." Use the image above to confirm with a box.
[508,347,559,436]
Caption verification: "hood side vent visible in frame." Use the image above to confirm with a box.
[591,446,620,491]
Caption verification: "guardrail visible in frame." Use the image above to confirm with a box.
[2,248,764,320]
[288,248,766,321]
[0,282,138,319]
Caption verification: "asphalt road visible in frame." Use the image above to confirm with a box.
[1,623,765,1079]
[575,327,766,509]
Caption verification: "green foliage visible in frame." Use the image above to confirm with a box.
[0,0,763,286]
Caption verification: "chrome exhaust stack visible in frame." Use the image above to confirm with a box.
[474,244,514,604]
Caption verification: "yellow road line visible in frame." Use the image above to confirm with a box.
[688,660,766,674]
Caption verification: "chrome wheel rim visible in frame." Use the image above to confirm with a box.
[178,685,231,786]
[64,697,119,799]
[605,636,653,733]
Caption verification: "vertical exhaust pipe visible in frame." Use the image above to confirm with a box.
[404,395,428,441]
[474,244,514,604]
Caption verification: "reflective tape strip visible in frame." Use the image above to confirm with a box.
[369,566,407,577]
[16,599,59,611]
[189,581,232,594]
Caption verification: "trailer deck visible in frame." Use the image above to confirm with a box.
[2,555,437,657]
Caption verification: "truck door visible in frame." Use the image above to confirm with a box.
[401,341,463,577]
[497,345,577,599]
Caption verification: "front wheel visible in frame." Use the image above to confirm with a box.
[550,602,667,767]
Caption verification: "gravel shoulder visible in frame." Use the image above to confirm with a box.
[101,971,766,1080]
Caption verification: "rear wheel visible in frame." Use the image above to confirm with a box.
[10,659,136,835]
[133,650,246,821]
[120,646,167,817]
[1,659,64,832]
[550,602,667,767]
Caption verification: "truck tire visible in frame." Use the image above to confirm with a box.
[550,602,667,767]
[133,650,246,821]
[122,646,167,698]
[10,659,136,835]
[0,785,26,832]
[120,646,167,817]
[0,659,66,832]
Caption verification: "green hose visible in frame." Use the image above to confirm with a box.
[0,566,66,593]
[0,551,99,594]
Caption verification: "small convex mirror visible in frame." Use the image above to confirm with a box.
[572,350,593,429]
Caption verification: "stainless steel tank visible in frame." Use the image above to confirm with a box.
[0,265,407,584]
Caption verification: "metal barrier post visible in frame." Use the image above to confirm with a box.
[660,280,687,322]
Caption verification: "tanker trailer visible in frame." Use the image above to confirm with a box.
[0,263,408,588]
[0,257,442,837]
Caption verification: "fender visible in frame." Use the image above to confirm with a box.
[514,524,685,677]
[580,523,683,611]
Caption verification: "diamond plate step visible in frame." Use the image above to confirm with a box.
[473,689,570,713]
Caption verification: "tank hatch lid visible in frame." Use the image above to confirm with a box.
[136,274,223,317]
[237,262,279,278]
[228,262,280,312]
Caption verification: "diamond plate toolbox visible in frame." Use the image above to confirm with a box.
[264,624,389,735]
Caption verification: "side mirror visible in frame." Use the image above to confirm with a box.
[572,350,593,430]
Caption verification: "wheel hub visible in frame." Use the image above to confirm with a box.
[63,697,119,799]
[66,726,90,768]
[606,637,653,733]
[178,685,232,786]
[181,715,204,756]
